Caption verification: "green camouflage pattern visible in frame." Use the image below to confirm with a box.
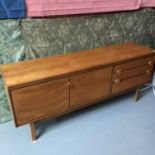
[0,20,25,123]
[0,8,155,123]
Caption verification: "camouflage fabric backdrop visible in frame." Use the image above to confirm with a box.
[0,8,155,123]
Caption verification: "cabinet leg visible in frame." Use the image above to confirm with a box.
[29,122,36,142]
[134,87,141,102]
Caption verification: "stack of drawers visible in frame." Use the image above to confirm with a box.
[112,57,154,94]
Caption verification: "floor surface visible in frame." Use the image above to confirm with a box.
[0,89,155,155]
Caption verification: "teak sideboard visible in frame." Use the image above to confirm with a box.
[1,42,155,141]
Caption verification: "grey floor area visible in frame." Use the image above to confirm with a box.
[0,88,155,155]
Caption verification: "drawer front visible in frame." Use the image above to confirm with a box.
[112,74,151,94]
[70,67,112,109]
[112,57,154,94]
[113,65,153,80]
[11,78,69,126]
[114,57,153,71]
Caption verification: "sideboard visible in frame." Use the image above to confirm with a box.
[1,42,155,141]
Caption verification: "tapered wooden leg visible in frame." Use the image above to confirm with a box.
[29,122,36,142]
[134,87,140,102]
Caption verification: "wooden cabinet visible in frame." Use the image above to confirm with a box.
[70,67,112,109]
[1,42,155,141]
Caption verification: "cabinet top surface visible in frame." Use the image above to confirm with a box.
[1,42,154,89]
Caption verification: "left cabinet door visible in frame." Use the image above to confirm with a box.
[11,78,69,126]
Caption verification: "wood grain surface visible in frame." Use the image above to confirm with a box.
[70,67,112,109]
[112,73,152,94]
[11,78,69,126]
[0,42,153,89]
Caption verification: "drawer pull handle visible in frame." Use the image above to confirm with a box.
[146,70,151,75]
[116,69,122,75]
[115,79,121,84]
[67,82,73,88]
[148,61,153,65]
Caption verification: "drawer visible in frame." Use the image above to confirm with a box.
[112,57,154,94]
[113,65,153,80]
[11,78,69,126]
[112,73,151,94]
[114,57,154,72]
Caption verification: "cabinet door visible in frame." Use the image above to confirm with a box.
[11,78,69,126]
[70,67,112,109]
